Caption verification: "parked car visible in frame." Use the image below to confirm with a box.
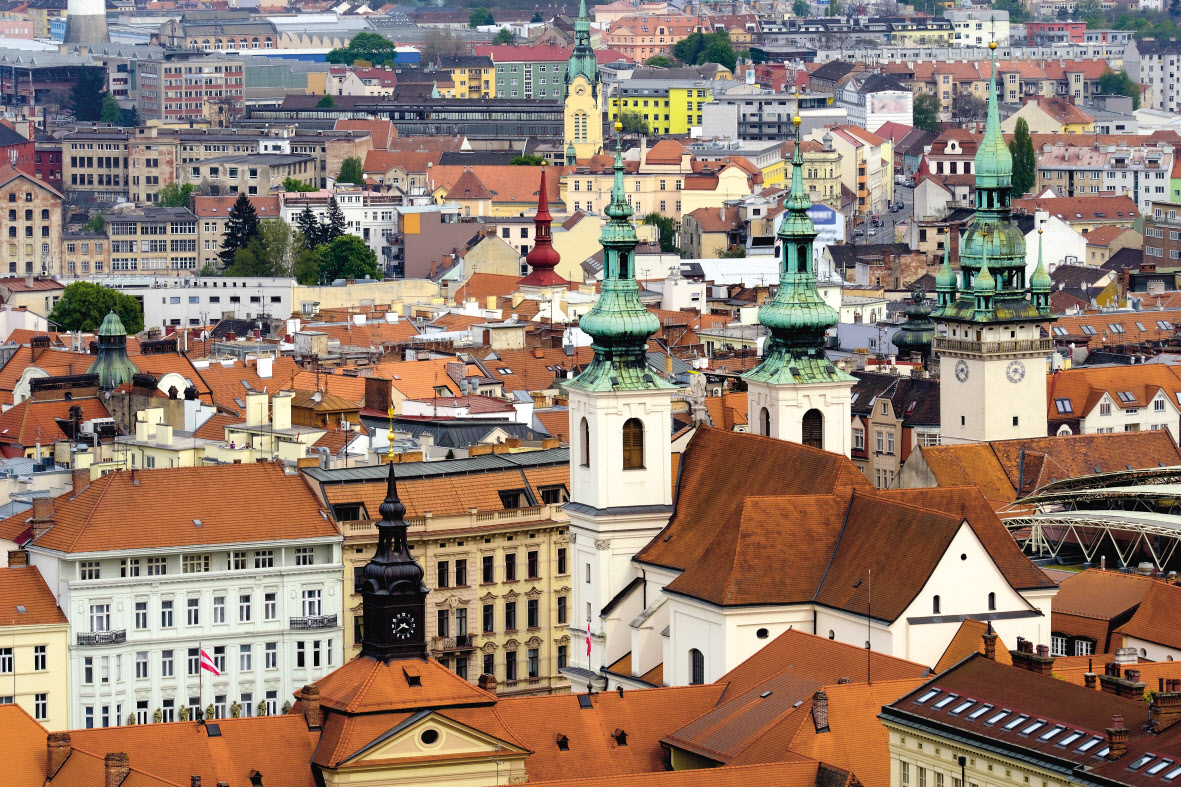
[894,174,904,184]
[868,228,877,236]
[854,228,865,236]
[902,179,915,188]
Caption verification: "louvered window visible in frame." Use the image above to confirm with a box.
[622,418,645,469]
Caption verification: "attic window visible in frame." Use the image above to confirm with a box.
[16,605,26,614]
[1107,324,1126,334]
[332,503,368,522]
[556,735,570,751]
[497,367,513,375]
[499,490,525,510]
[1054,398,1073,414]
[612,729,628,746]
[403,666,422,687]
[1136,323,1146,332]
[1080,325,1097,336]
[1130,755,1157,772]
[1052,327,1067,336]
[1117,391,1137,403]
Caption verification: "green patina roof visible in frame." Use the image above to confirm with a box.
[86,310,140,390]
[98,310,127,337]
[975,43,1012,189]
[567,137,672,393]
[744,118,852,387]
[892,289,935,358]
[563,0,599,100]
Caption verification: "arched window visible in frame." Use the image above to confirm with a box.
[689,648,704,685]
[802,409,823,449]
[760,407,770,436]
[579,418,590,467]
[622,418,644,469]
[797,243,809,273]
[988,592,996,611]
[932,595,941,614]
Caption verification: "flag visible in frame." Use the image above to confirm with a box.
[586,618,591,658]
[200,648,220,677]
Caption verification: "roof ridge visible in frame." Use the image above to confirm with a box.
[58,470,116,553]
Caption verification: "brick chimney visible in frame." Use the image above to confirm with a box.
[1106,715,1129,760]
[30,496,54,539]
[812,690,830,732]
[1084,672,1097,689]
[8,549,27,567]
[105,752,131,787]
[478,673,497,693]
[1100,662,1146,699]
[300,685,322,729]
[191,777,201,787]
[72,468,90,496]
[1152,682,1181,732]
[1010,639,1054,675]
[982,622,997,661]
[46,732,71,777]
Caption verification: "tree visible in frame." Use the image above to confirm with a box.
[510,154,546,165]
[469,7,494,27]
[715,246,746,258]
[493,28,514,44]
[219,193,261,265]
[221,239,273,277]
[991,0,1027,22]
[619,111,648,134]
[913,92,941,132]
[950,92,987,125]
[827,0,844,16]
[531,11,543,22]
[156,182,195,208]
[293,247,323,285]
[792,0,809,14]
[316,94,335,108]
[258,219,297,277]
[642,212,679,254]
[282,177,317,192]
[420,29,466,62]
[296,205,324,249]
[672,31,738,72]
[70,68,107,121]
[117,105,140,127]
[83,215,105,233]
[1008,117,1037,198]
[337,156,363,184]
[1096,69,1141,109]
[49,281,144,334]
[314,235,381,284]
[644,55,673,67]
[100,93,120,124]
[323,196,347,242]
[325,31,398,65]
[1076,0,1103,24]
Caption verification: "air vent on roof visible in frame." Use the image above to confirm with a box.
[206,723,221,737]
[760,691,773,699]
[577,694,593,710]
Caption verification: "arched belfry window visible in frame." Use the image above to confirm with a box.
[622,418,644,469]
[802,409,823,449]
[797,243,809,273]
[689,648,704,685]
[760,407,770,436]
[579,418,590,467]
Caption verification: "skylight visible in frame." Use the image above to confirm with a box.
[1162,766,1181,781]
[1038,725,1065,742]
[951,700,975,714]
[1081,325,1097,335]
[1147,760,1173,776]
[1136,322,1147,331]
[1130,755,1157,771]
[967,705,993,721]
[933,694,959,710]
[1021,720,1046,736]
[1117,391,1137,403]
[1077,737,1103,753]
[1057,731,1083,747]
[1096,747,1111,758]
[1108,324,1126,334]
[1053,326,1068,336]
[1003,714,1029,731]
[1054,398,1073,414]
[986,711,1010,725]
[916,689,941,704]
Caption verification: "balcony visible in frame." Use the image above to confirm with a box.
[290,614,337,630]
[78,630,126,646]
[432,634,475,652]
[933,337,1053,355]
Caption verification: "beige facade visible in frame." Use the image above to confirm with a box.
[181,154,316,196]
[63,131,130,204]
[62,232,109,277]
[0,168,63,277]
[103,206,199,274]
[0,562,70,730]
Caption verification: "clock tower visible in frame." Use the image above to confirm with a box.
[933,42,1054,444]
[358,460,429,661]
[562,0,602,160]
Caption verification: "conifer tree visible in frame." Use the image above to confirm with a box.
[296,205,324,249]
[323,196,347,242]
[219,193,261,265]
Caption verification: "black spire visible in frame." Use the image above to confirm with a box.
[359,460,429,662]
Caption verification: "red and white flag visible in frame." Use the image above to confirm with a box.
[200,648,220,676]
[586,618,591,658]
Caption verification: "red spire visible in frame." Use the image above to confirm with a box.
[519,165,567,287]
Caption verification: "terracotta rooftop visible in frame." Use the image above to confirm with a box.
[483,347,594,393]
[191,195,281,219]
[0,396,111,447]
[0,564,67,626]
[934,619,1012,673]
[524,761,854,787]
[1013,194,1139,222]
[1114,581,1181,650]
[1054,569,1157,621]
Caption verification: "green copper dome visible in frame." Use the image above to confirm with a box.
[86,310,140,390]
[568,136,671,393]
[563,0,599,101]
[934,244,957,309]
[745,117,853,387]
[975,43,1013,190]
[1030,230,1052,316]
[892,289,935,361]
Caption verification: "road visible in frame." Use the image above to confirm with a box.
[847,182,916,248]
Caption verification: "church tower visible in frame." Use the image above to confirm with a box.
[933,42,1055,444]
[518,165,568,290]
[744,113,855,456]
[358,459,430,662]
[563,0,603,161]
[564,123,675,681]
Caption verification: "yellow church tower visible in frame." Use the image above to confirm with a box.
[563,0,603,162]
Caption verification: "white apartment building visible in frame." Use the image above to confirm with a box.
[0,463,343,728]
[944,9,1010,47]
[1125,39,1181,113]
[279,186,401,260]
[93,275,295,329]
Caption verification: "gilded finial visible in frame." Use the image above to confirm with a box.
[988,41,997,50]
[614,120,623,133]
[387,405,395,458]
[793,115,801,127]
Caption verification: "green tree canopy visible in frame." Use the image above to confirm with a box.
[118,105,140,127]
[1076,0,1103,24]
[83,215,105,233]
[991,0,1027,21]
[619,110,648,134]
[49,282,144,334]
[1096,68,1141,109]
[531,11,543,22]
[219,193,261,265]
[316,94,335,108]
[510,154,546,165]
[156,182,195,208]
[100,93,120,124]
[314,235,381,284]
[337,156,364,184]
[642,212,679,253]
[493,28,514,44]
[644,55,673,67]
[672,31,738,72]
[221,238,272,277]
[283,177,317,192]
[1008,117,1037,198]
[324,196,347,242]
[70,68,107,122]
[792,0,809,15]
[296,205,324,249]
[469,7,494,26]
[325,31,399,65]
[912,92,941,133]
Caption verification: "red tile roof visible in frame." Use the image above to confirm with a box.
[934,619,1013,673]
[1013,194,1139,223]
[0,397,110,447]
[0,564,67,626]
[1114,582,1181,650]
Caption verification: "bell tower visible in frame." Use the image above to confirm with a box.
[563,0,603,160]
[933,42,1055,444]
[564,123,675,683]
[744,111,854,456]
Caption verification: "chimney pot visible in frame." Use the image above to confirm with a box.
[300,685,322,729]
[812,690,830,732]
[72,468,90,496]
[105,752,131,787]
[192,777,201,787]
[478,673,497,692]
[8,549,27,567]
[47,732,71,777]
[1084,672,1097,689]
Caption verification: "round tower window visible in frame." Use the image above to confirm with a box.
[420,729,440,746]
[756,628,769,639]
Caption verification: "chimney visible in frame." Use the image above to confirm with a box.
[105,752,131,787]
[72,468,90,496]
[192,777,201,787]
[982,622,997,661]
[1151,683,1181,732]
[478,673,497,693]
[47,732,71,778]
[1084,672,1097,689]
[8,549,27,567]
[533,347,544,358]
[1114,647,1138,665]
[300,685,322,729]
[1106,715,1129,760]
[812,690,830,732]
[30,496,54,539]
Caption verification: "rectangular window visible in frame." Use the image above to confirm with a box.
[902,762,910,786]
[294,547,314,566]
[134,601,147,630]
[147,557,167,576]
[1075,640,1094,656]
[527,551,539,579]
[437,561,450,588]
[84,657,93,684]
[505,601,517,631]
[35,693,47,721]
[80,561,100,580]
[161,600,173,628]
[528,648,539,678]
[557,548,567,575]
[505,652,518,681]
[297,641,306,668]
[182,554,211,573]
[1051,635,1067,656]
[302,589,322,617]
[558,595,568,624]
[212,596,226,624]
[505,554,517,581]
[255,550,274,568]
[240,644,252,671]
[0,648,11,673]
[187,597,200,626]
[455,559,467,586]
[558,645,567,669]
[231,551,247,570]
[33,645,46,671]
[161,650,174,677]
[528,598,539,628]
[239,594,252,622]
[121,558,140,577]
[187,648,200,675]
[90,604,110,632]
[437,609,450,638]
[483,604,494,633]
[265,592,277,620]
[265,642,277,669]
[135,651,148,678]
[482,555,494,583]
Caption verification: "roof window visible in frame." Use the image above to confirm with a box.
[985,710,1010,725]
[966,704,993,721]
[1020,720,1046,736]
[1162,766,1181,780]
[950,700,975,715]
[915,689,941,704]
[1038,725,1066,742]
[1147,760,1173,776]
[1117,391,1137,403]
[1080,325,1097,335]
[932,694,959,710]
[1054,398,1073,414]
[1130,755,1157,771]
[1057,731,1083,747]
[1108,324,1126,334]
[1003,714,1030,731]
[1077,737,1104,753]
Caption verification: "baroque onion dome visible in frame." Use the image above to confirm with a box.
[1030,229,1052,315]
[891,289,936,362]
[361,461,426,598]
[744,114,854,387]
[519,165,567,287]
[933,41,1043,326]
[86,310,140,390]
[568,123,673,393]
[934,242,957,309]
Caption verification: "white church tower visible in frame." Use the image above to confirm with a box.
[563,123,676,686]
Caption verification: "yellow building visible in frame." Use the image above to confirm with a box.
[1000,97,1095,134]
[308,449,574,697]
[112,406,208,469]
[438,56,495,99]
[563,1,604,161]
[613,83,713,136]
[0,560,70,729]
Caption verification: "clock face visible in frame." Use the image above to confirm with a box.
[574,85,585,95]
[392,611,416,640]
[954,360,969,383]
[1006,360,1026,383]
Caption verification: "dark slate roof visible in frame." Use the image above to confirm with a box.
[1102,247,1144,272]
[853,73,910,94]
[827,242,910,272]
[908,272,938,293]
[896,128,938,157]
[0,124,30,148]
[810,60,859,83]
[1051,264,1109,290]
[359,415,545,449]
[851,370,940,425]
